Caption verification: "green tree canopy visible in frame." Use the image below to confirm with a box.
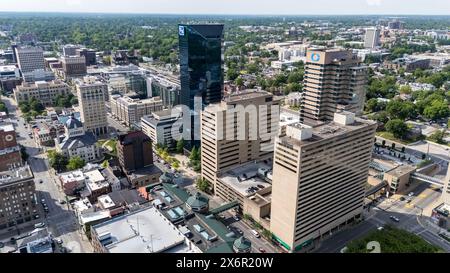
[386,119,409,139]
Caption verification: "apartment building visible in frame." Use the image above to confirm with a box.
[270,112,377,252]
[110,95,163,127]
[0,165,38,231]
[76,76,108,136]
[13,80,71,106]
[14,46,45,73]
[200,90,280,189]
[301,48,368,125]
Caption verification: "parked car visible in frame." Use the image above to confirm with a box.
[55,238,63,245]
[251,229,260,238]
[233,215,240,221]
[40,198,46,204]
[34,222,45,228]
[259,248,266,253]
[408,192,414,197]
[390,216,400,222]
[58,199,66,205]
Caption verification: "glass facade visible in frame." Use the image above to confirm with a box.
[178,24,224,109]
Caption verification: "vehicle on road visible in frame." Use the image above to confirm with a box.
[251,229,260,238]
[259,247,266,253]
[34,222,45,228]
[408,192,414,197]
[400,196,406,201]
[390,216,400,222]
[233,215,240,221]
[55,238,63,245]
[38,179,43,184]
[40,198,46,204]
[58,199,66,205]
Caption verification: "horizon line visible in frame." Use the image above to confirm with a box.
[0,11,449,16]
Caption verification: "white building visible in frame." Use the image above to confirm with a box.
[55,114,102,163]
[13,80,70,106]
[364,28,381,49]
[141,107,182,149]
[110,95,163,127]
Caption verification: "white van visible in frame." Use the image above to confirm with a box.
[251,229,260,238]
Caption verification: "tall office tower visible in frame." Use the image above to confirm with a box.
[76,76,109,136]
[200,90,280,189]
[15,46,45,73]
[270,112,377,252]
[364,28,380,49]
[178,24,224,145]
[0,165,38,230]
[301,48,368,125]
[63,44,80,57]
[62,55,87,78]
[116,131,153,173]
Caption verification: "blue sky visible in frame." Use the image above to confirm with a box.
[0,0,449,15]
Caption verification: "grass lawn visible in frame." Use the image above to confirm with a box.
[376,131,425,145]
[345,225,442,253]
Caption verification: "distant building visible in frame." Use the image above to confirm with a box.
[112,50,139,66]
[63,44,81,57]
[13,80,70,106]
[0,123,22,171]
[364,28,380,49]
[76,48,97,66]
[0,166,38,231]
[301,48,368,124]
[141,108,183,149]
[22,69,55,83]
[76,76,109,136]
[148,75,181,108]
[62,55,87,79]
[14,46,45,73]
[110,95,163,127]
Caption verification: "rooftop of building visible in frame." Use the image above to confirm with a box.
[126,165,162,180]
[217,161,273,197]
[223,89,275,103]
[0,165,34,186]
[385,164,417,177]
[281,113,376,147]
[92,206,195,253]
[0,123,14,132]
[141,108,182,126]
[80,210,110,225]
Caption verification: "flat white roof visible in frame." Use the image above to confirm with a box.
[93,207,193,253]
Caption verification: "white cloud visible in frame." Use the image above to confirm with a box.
[66,0,82,7]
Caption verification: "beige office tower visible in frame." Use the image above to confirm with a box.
[76,76,109,136]
[270,112,377,252]
[201,90,280,188]
[301,48,368,125]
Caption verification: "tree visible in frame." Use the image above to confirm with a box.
[428,130,447,145]
[399,85,412,94]
[66,156,86,171]
[196,177,210,192]
[235,77,244,88]
[48,151,68,172]
[386,119,409,139]
[423,100,450,121]
[176,138,185,154]
[386,100,416,120]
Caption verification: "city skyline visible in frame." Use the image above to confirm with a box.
[0,0,449,15]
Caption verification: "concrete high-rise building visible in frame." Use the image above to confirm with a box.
[76,76,109,136]
[364,28,381,49]
[62,55,87,78]
[15,46,45,73]
[270,112,377,252]
[301,48,368,125]
[200,90,280,189]
[179,24,224,146]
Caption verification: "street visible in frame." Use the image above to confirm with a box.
[2,96,92,253]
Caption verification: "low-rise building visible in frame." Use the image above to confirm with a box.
[90,206,201,253]
[55,114,102,163]
[13,80,71,106]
